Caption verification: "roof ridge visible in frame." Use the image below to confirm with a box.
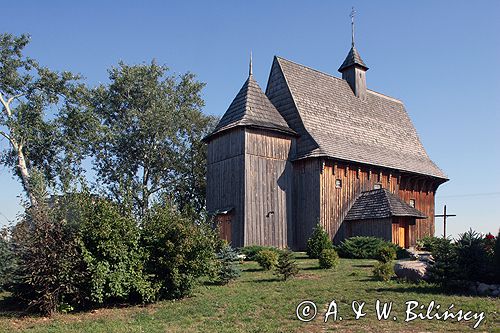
[276,56,403,103]
[275,56,346,83]
[367,89,402,104]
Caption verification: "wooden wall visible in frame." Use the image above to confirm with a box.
[292,159,321,250]
[206,128,246,247]
[348,218,392,242]
[316,159,438,248]
[244,128,294,248]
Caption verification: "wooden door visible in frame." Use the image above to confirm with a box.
[216,214,232,244]
[393,218,410,248]
[398,223,405,248]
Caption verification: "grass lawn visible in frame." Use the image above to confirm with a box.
[0,254,498,333]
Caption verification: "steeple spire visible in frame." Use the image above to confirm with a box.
[249,51,253,76]
[350,7,356,47]
[339,8,368,100]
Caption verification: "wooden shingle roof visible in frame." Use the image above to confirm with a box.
[206,74,295,140]
[345,189,427,221]
[268,57,447,179]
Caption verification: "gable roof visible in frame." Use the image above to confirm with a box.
[338,46,368,72]
[345,189,427,221]
[206,74,295,140]
[269,57,447,179]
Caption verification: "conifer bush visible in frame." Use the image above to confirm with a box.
[256,249,279,270]
[275,249,299,281]
[318,248,340,269]
[306,223,333,259]
[216,244,241,285]
[240,245,279,261]
[376,245,396,263]
[427,238,458,287]
[372,262,394,281]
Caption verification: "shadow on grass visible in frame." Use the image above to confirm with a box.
[0,295,28,319]
[243,268,264,273]
[352,264,373,268]
[366,284,447,296]
[302,266,323,271]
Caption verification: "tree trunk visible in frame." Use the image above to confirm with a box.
[16,144,38,208]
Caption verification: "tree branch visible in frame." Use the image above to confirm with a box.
[7,92,26,105]
[0,130,11,142]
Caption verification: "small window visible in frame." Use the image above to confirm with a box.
[409,199,415,208]
[335,179,342,188]
[373,183,382,190]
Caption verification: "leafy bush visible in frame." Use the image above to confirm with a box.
[275,249,299,281]
[427,238,458,287]
[306,223,333,259]
[215,244,240,285]
[373,262,394,281]
[377,245,396,263]
[318,249,339,269]
[239,246,279,261]
[10,203,88,315]
[0,229,16,291]
[416,236,440,252]
[141,204,218,299]
[70,195,156,305]
[256,250,279,270]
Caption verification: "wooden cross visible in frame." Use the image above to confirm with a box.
[350,7,356,47]
[435,205,456,238]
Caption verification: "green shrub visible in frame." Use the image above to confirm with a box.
[256,250,279,270]
[70,195,156,305]
[377,245,396,263]
[306,223,333,259]
[373,262,394,281]
[215,244,241,285]
[318,249,339,269]
[275,249,299,281]
[141,203,218,299]
[337,236,385,259]
[428,238,458,287]
[239,245,279,261]
[416,236,440,252]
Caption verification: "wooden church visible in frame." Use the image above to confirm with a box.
[204,31,448,250]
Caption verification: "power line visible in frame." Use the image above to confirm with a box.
[437,192,500,199]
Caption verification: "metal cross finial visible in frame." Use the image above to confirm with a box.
[350,7,356,47]
[249,51,253,76]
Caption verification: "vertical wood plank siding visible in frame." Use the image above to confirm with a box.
[206,128,246,247]
[244,128,294,248]
[318,159,436,248]
[349,218,392,241]
[293,159,321,250]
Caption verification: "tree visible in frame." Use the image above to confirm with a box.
[306,223,333,259]
[0,33,92,207]
[91,61,214,218]
[274,249,299,281]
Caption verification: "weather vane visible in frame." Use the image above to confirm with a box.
[350,6,356,47]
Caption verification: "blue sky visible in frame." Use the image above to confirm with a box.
[1,1,499,237]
